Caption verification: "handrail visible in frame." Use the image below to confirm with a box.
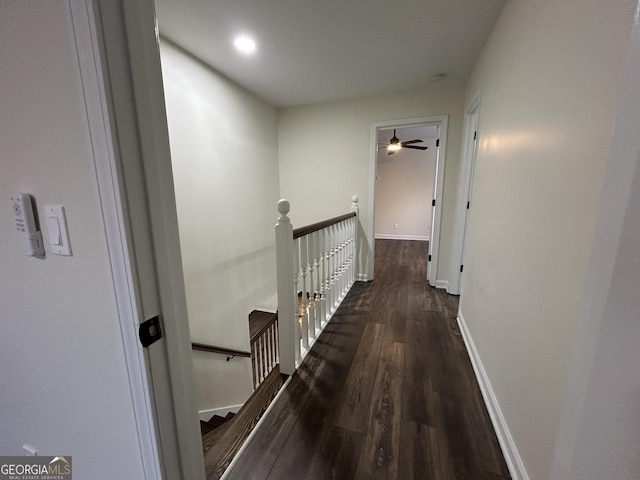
[293,211,356,239]
[249,312,278,343]
[191,342,251,360]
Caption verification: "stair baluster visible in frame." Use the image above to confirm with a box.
[311,230,322,334]
[318,227,327,327]
[306,231,317,341]
[299,235,309,352]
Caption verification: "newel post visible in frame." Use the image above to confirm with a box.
[275,199,296,375]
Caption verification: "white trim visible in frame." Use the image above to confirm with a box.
[374,234,429,241]
[356,273,371,282]
[68,2,161,478]
[457,311,529,480]
[220,375,293,480]
[369,115,449,286]
[198,404,242,422]
[434,280,449,290]
[94,0,205,477]
[449,91,482,295]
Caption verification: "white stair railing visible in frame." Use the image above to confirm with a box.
[250,315,279,389]
[276,196,359,375]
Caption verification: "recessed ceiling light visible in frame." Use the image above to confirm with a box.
[234,35,256,54]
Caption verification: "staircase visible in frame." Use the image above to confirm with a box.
[201,366,287,479]
[200,412,236,437]
[200,310,286,480]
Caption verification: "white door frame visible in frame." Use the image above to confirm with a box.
[68,2,162,477]
[71,0,205,478]
[449,92,482,295]
[369,115,449,286]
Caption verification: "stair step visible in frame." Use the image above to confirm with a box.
[207,415,228,429]
[200,420,216,436]
[202,365,287,479]
[200,411,237,437]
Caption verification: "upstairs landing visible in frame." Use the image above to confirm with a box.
[224,239,510,479]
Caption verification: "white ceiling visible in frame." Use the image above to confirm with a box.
[155,0,505,107]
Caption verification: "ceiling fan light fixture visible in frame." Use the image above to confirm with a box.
[387,130,402,151]
[383,128,428,155]
[387,142,401,152]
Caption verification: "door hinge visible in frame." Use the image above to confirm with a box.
[467,201,470,209]
[139,315,163,348]
[428,255,432,262]
[473,131,477,140]
[436,138,440,147]
[432,199,436,207]
[460,265,464,273]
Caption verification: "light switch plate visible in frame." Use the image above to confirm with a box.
[44,205,72,256]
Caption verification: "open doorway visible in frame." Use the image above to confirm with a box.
[369,116,449,286]
[374,125,438,243]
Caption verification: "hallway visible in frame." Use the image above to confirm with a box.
[225,240,510,479]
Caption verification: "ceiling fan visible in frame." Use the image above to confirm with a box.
[382,129,428,155]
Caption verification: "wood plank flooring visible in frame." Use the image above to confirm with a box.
[225,239,510,480]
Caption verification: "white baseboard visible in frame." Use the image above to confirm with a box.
[435,280,449,290]
[374,233,429,241]
[198,404,242,422]
[457,312,529,480]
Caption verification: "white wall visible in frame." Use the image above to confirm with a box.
[459,0,637,478]
[0,3,146,478]
[551,12,640,478]
[566,153,640,479]
[159,40,280,413]
[278,86,464,281]
[375,137,436,240]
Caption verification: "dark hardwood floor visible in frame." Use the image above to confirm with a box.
[225,239,510,480]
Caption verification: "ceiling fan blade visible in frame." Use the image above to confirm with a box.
[401,139,423,145]
[404,145,428,150]
[387,149,396,155]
